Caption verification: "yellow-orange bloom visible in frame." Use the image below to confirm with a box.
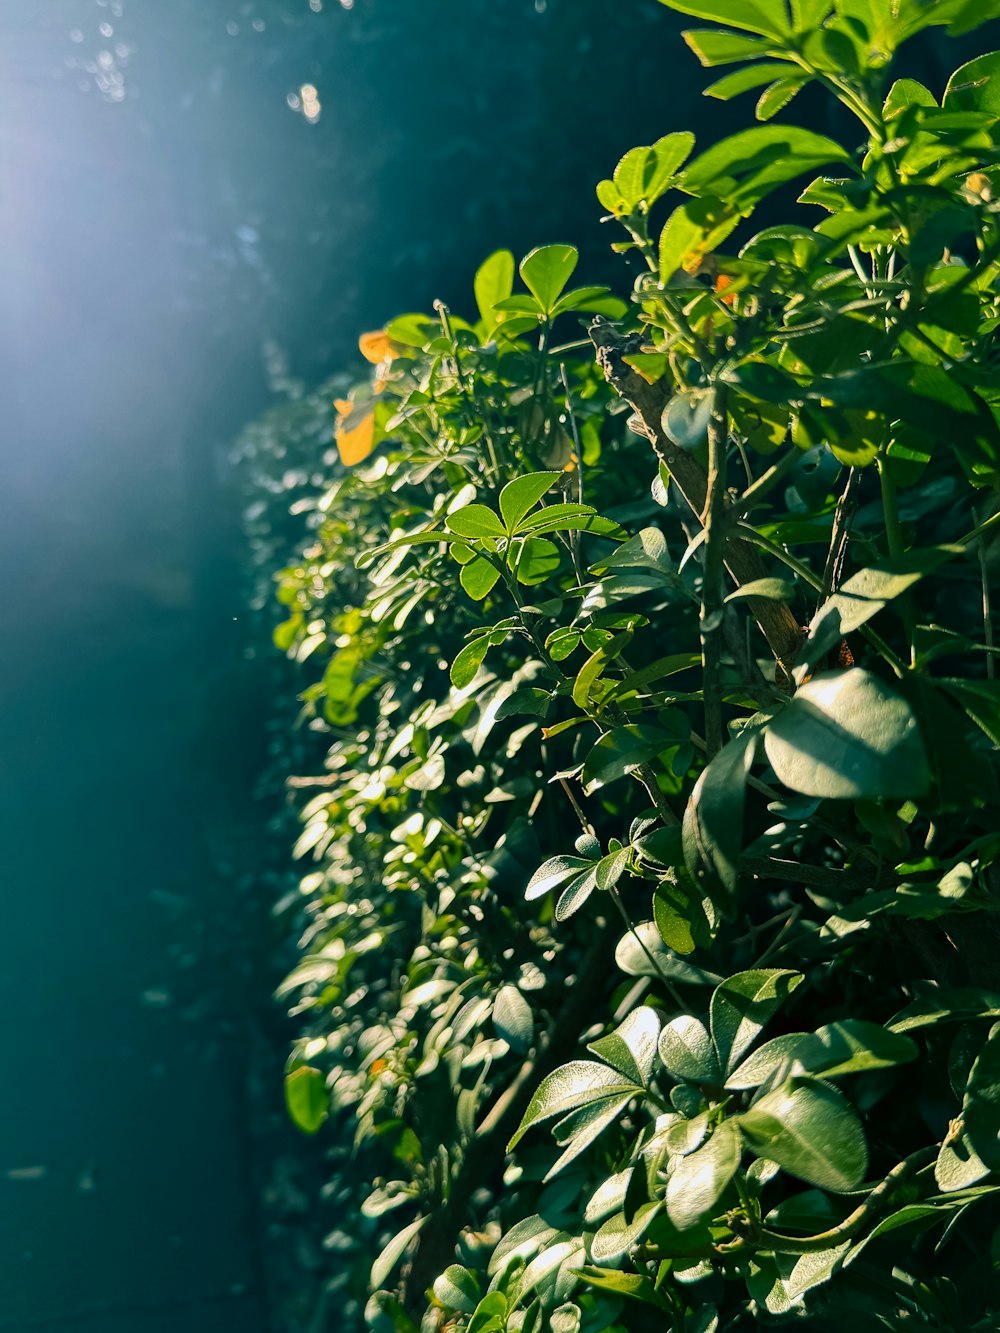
[334,399,376,466]
[358,330,399,364]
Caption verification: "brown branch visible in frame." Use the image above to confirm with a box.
[589,319,804,684]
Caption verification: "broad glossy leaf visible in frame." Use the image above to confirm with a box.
[784,1243,849,1301]
[705,62,795,100]
[555,867,599,921]
[433,1265,481,1314]
[739,1076,867,1191]
[519,244,579,316]
[681,126,850,207]
[683,27,773,66]
[964,1026,1000,1171]
[583,723,682,794]
[659,196,740,283]
[725,1033,808,1089]
[944,51,1000,115]
[589,1006,663,1085]
[548,1096,635,1177]
[711,969,803,1076]
[500,472,562,531]
[794,1020,919,1078]
[451,636,491,689]
[665,1119,742,1230]
[653,876,716,955]
[285,1065,328,1133]
[494,985,535,1052]
[615,921,722,986]
[461,555,502,600]
[683,728,759,901]
[659,0,790,39]
[763,670,930,801]
[474,249,515,328]
[664,389,713,448]
[514,536,561,586]
[447,503,506,539]
[508,1061,642,1149]
[659,1015,721,1083]
[936,1126,991,1192]
[801,547,962,672]
[590,1203,664,1263]
[525,855,593,902]
[888,987,1000,1032]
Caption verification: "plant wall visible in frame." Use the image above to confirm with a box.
[270,3,1000,1329]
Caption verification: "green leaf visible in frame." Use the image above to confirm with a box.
[666,1119,742,1229]
[493,985,535,1053]
[573,1267,662,1304]
[590,1203,664,1263]
[664,389,713,448]
[965,1027,1000,1171]
[509,1061,641,1150]
[615,921,723,986]
[370,1215,428,1288]
[514,537,561,586]
[888,987,1000,1032]
[451,636,491,689]
[711,969,803,1076]
[467,1291,508,1333]
[802,547,963,672]
[725,577,797,603]
[500,472,562,532]
[659,1015,721,1083]
[653,876,716,955]
[939,678,1000,746]
[725,1033,809,1089]
[519,244,579,317]
[447,503,506,539]
[681,126,850,208]
[474,249,515,328]
[659,196,740,283]
[757,75,809,120]
[555,867,600,921]
[705,62,796,100]
[461,556,502,601]
[433,1265,481,1315]
[683,728,759,901]
[794,1020,919,1079]
[525,855,594,901]
[589,1006,663,1085]
[944,51,1000,116]
[659,0,790,39]
[784,1243,850,1301]
[936,1126,991,1192]
[763,669,931,801]
[683,27,774,66]
[583,723,683,794]
[738,1076,868,1191]
[285,1066,328,1133]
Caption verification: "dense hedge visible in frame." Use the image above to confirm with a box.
[264,4,1000,1330]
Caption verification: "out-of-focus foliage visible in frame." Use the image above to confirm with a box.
[259,3,1000,1330]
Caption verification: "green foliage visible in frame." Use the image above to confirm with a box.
[264,5,1000,1329]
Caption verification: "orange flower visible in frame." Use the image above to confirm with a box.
[358,330,399,364]
[715,273,738,307]
[334,398,376,466]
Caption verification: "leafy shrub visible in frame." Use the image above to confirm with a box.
[272,3,1000,1329]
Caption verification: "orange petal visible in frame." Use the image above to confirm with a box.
[334,397,354,417]
[714,274,737,307]
[359,330,398,363]
[335,408,376,466]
